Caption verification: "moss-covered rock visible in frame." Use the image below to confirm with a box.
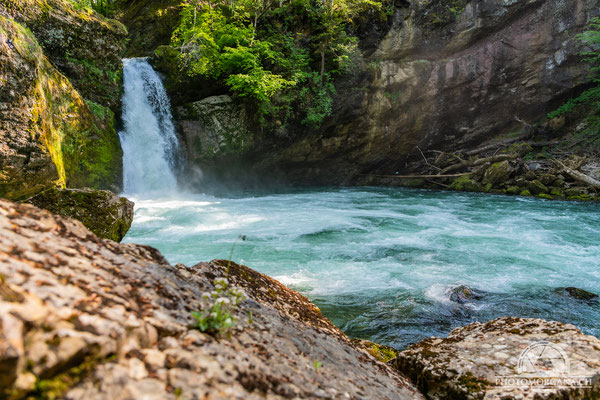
[0,0,127,111]
[563,287,599,301]
[26,187,133,242]
[482,160,514,186]
[450,175,481,192]
[527,179,548,195]
[0,16,122,199]
[504,186,521,195]
[115,0,181,57]
[351,338,399,363]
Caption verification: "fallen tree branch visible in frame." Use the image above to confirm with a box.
[417,146,442,171]
[440,154,516,175]
[552,160,600,189]
[359,173,471,179]
[464,116,536,156]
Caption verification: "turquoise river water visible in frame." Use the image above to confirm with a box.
[123,187,600,349]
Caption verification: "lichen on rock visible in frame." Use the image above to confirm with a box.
[393,317,600,400]
[0,199,423,400]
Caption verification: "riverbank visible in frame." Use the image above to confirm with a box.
[2,199,600,399]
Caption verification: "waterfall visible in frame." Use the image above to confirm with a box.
[119,58,180,196]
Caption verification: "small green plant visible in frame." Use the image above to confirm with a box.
[192,278,246,337]
[314,360,323,372]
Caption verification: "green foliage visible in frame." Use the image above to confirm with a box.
[171,0,385,127]
[548,18,600,119]
[192,278,246,336]
[314,360,323,372]
[67,0,117,15]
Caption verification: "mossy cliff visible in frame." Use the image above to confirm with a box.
[0,15,122,200]
[0,0,127,111]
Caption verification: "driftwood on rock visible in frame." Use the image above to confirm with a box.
[553,160,600,189]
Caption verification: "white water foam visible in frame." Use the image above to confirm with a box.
[119,58,180,196]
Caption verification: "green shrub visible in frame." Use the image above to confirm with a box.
[170,0,386,127]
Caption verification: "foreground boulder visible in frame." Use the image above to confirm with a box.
[0,199,423,400]
[393,317,600,399]
[26,188,133,242]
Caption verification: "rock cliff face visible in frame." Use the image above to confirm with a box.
[0,15,122,200]
[176,95,252,166]
[0,0,127,111]
[250,0,600,184]
[0,199,423,400]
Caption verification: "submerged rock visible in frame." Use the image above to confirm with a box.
[562,287,599,302]
[448,285,482,304]
[26,188,133,242]
[393,317,600,400]
[0,199,423,399]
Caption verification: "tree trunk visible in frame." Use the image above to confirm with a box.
[553,160,600,189]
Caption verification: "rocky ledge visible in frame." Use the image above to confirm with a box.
[26,188,134,242]
[393,317,600,399]
[0,199,422,400]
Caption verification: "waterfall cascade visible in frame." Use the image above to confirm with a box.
[119,58,180,196]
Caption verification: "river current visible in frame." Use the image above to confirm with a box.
[123,187,600,349]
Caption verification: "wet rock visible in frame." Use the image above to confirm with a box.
[27,188,133,242]
[0,199,422,400]
[528,179,548,195]
[563,287,599,302]
[448,285,481,304]
[393,317,600,400]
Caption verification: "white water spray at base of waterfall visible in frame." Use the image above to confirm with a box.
[119,58,180,196]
